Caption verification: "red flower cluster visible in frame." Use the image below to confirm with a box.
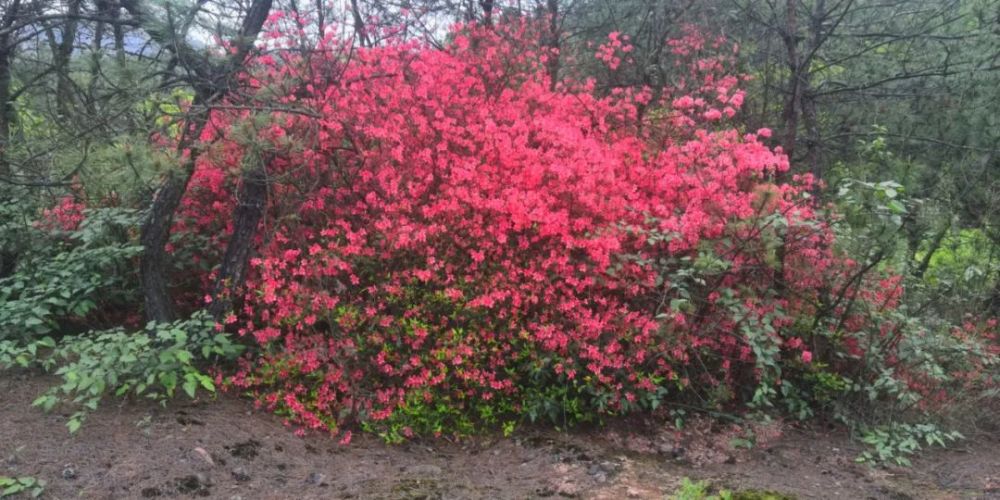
[37,195,86,232]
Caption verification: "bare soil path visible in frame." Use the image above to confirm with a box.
[2,374,997,499]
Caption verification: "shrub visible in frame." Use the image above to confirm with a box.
[177,22,835,438]
[0,197,243,433]
[3,311,243,432]
[162,20,997,442]
[0,204,142,343]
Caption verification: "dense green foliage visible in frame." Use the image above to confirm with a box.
[0,205,141,342]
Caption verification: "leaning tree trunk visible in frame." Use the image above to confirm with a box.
[124,0,273,322]
[208,159,268,319]
[139,174,189,322]
[139,107,212,322]
[139,169,196,320]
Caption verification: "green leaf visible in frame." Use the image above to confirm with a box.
[182,378,198,399]
[160,371,177,395]
[174,350,193,364]
[71,299,96,316]
[31,395,57,411]
[196,374,215,392]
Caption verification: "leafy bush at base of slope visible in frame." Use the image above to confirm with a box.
[1,311,244,433]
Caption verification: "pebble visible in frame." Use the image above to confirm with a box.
[587,460,621,477]
[231,467,251,482]
[193,447,215,467]
[556,482,581,497]
[657,443,688,459]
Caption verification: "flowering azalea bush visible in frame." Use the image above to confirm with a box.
[164,21,995,441]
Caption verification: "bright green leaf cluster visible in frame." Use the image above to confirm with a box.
[0,476,45,498]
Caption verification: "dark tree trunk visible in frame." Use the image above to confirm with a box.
[113,5,125,64]
[463,0,472,22]
[913,221,950,280]
[801,88,819,179]
[208,160,268,319]
[480,0,494,26]
[802,0,826,182]
[139,166,196,322]
[781,0,826,183]
[139,105,211,322]
[350,0,370,47]
[86,0,109,117]
[0,0,20,178]
[780,0,801,164]
[54,0,81,118]
[0,47,12,178]
[545,0,559,90]
[314,0,325,37]
[124,0,274,322]
[987,277,1000,318]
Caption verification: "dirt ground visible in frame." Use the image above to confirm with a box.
[2,373,998,500]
